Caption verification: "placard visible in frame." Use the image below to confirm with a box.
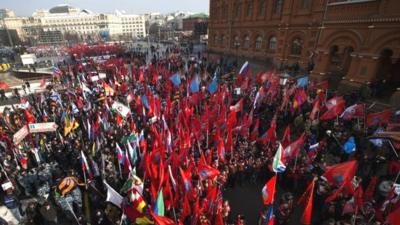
[13,125,29,144]
[28,122,58,133]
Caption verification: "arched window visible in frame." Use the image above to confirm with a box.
[269,36,277,50]
[259,0,266,16]
[214,35,218,45]
[291,37,303,55]
[255,36,263,49]
[221,35,225,46]
[273,0,284,15]
[243,35,250,48]
[233,35,240,48]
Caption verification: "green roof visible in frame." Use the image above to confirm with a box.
[186,13,208,19]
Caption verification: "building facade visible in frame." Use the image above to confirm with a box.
[1,5,147,44]
[208,0,400,90]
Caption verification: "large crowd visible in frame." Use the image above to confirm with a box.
[0,44,399,225]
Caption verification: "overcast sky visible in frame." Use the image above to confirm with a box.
[0,0,209,16]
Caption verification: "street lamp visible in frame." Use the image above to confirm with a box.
[234,41,240,67]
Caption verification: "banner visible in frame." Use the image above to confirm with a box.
[13,125,29,144]
[28,122,58,133]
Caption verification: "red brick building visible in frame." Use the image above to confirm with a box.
[208,0,400,95]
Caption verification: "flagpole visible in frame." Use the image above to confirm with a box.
[172,207,178,223]
[118,158,123,180]
[66,200,81,225]
[388,140,399,158]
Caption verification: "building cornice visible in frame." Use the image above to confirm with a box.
[324,17,400,24]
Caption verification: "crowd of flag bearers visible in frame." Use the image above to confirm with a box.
[0,44,399,225]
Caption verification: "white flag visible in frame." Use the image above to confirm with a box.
[112,101,131,118]
[103,180,123,208]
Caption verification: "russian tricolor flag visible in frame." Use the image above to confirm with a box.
[239,61,250,76]
[80,151,93,178]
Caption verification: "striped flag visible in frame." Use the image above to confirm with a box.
[80,151,92,178]
[153,189,165,216]
[115,143,124,164]
[272,143,286,173]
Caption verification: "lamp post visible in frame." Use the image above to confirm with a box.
[234,41,240,67]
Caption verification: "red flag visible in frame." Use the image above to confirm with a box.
[309,99,320,121]
[259,117,277,144]
[197,164,220,180]
[284,133,305,159]
[226,110,237,129]
[215,211,225,225]
[152,213,175,225]
[262,175,277,205]
[115,115,123,127]
[323,160,357,186]
[386,207,400,225]
[251,118,260,141]
[325,96,345,110]
[301,180,315,225]
[229,98,244,112]
[217,139,226,162]
[325,183,345,203]
[320,96,345,120]
[281,125,291,148]
[340,104,365,120]
[24,109,35,123]
[179,167,192,193]
[180,195,191,222]
[366,110,392,127]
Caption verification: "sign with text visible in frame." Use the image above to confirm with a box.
[28,122,58,133]
[13,125,29,144]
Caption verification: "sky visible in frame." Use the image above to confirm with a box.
[0,0,209,16]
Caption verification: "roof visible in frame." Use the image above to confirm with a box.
[185,13,208,19]
[49,5,73,14]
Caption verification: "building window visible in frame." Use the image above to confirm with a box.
[269,36,277,50]
[255,36,263,49]
[214,35,218,45]
[291,38,303,55]
[247,2,253,17]
[221,35,225,46]
[235,3,241,18]
[233,35,240,48]
[243,35,250,48]
[259,0,266,16]
[302,0,312,9]
[273,0,284,15]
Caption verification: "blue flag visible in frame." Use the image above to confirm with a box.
[169,73,181,87]
[343,136,356,154]
[296,76,309,88]
[141,95,149,109]
[208,76,218,94]
[190,76,200,93]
